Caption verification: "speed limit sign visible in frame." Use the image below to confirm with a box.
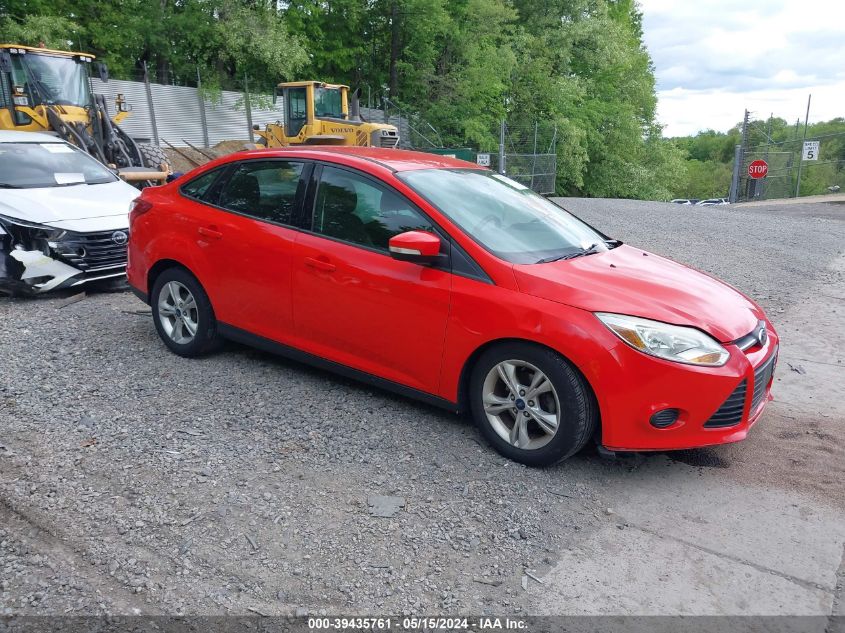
[803,141,820,161]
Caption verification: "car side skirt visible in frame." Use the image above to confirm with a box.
[216,323,462,414]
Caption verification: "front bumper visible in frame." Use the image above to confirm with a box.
[597,323,779,452]
[0,228,128,295]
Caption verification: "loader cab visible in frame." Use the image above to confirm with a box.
[277,81,351,138]
[0,46,94,107]
[0,45,99,128]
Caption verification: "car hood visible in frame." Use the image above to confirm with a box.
[513,245,761,342]
[0,180,139,226]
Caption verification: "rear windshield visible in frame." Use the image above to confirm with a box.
[0,142,117,188]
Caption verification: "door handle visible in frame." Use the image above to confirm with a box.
[304,256,336,272]
[198,226,222,240]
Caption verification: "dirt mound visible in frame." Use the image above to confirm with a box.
[163,139,255,174]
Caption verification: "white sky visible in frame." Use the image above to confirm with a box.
[639,0,845,136]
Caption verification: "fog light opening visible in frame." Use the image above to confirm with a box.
[650,408,679,429]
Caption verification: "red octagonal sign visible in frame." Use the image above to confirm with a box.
[748,159,768,179]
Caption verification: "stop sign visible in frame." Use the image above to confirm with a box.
[748,159,768,179]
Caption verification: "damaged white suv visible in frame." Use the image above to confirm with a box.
[0,131,140,295]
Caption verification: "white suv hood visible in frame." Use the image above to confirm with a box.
[0,179,139,231]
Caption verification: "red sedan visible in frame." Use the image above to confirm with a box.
[127,147,778,466]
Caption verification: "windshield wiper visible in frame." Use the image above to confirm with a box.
[536,243,602,264]
[604,239,623,249]
[0,183,24,188]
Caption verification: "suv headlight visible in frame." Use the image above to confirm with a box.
[596,313,730,367]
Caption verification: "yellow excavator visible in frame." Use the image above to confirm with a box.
[0,44,168,183]
[255,81,400,149]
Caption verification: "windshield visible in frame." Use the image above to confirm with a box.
[314,87,343,118]
[0,142,117,188]
[399,169,609,264]
[10,54,92,107]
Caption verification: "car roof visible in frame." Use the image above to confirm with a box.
[234,146,483,173]
[0,130,64,143]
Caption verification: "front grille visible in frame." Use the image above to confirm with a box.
[704,379,747,428]
[377,134,400,148]
[704,346,778,429]
[750,348,777,413]
[53,230,128,273]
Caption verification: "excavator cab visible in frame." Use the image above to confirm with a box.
[256,81,400,149]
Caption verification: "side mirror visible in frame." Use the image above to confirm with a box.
[95,62,109,82]
[0,51,11,74]
[272,86,279,106]
[388,231,441,264]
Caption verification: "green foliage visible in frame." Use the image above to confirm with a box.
[1,0,694,199]
[0,14,77,49]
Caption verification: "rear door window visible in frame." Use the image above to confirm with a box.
[217,160,306,226]
[180,168,223,202]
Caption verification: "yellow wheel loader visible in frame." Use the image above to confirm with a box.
[0,44,168,184]
[255,81,400,149]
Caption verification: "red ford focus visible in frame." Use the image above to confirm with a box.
[127,147,778,466]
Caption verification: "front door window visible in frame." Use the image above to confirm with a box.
[313,166,434,251]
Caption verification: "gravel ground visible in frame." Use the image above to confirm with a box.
[0,290,608,615]
[556,198,845,317]
[1,198,843,616]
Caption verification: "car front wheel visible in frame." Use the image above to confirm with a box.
[470,343,597,467]
[151,267,220,357]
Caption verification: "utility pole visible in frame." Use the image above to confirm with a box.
[764,113,772,161]
[795,94,811,198]
[761,113,772,199]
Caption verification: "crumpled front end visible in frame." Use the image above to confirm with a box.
[0,216,128,295]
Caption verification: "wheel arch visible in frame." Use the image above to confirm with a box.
[456,337,602,439]
[147,258,200,298]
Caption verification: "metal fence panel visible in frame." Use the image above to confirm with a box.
[204,89,255,146]
[149,83,207,148]
[89,77,401,149]
[90,77,154,141]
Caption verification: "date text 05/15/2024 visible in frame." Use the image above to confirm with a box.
[307,616,528,630]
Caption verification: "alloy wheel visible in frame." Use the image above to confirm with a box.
[157,281,199,345]
[481,359,561,450]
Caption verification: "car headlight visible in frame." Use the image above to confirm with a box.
[596,312,730,367]
[0,214,66,241]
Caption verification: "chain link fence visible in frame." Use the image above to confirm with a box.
[732,112,845,202]
[488,121,558,194]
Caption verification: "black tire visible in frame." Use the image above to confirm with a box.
[150,267,220,357]
[469,342,598,467]
[137,143,169,171]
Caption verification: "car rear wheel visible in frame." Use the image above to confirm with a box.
[470,342,597,467]
[151,268,220,357]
